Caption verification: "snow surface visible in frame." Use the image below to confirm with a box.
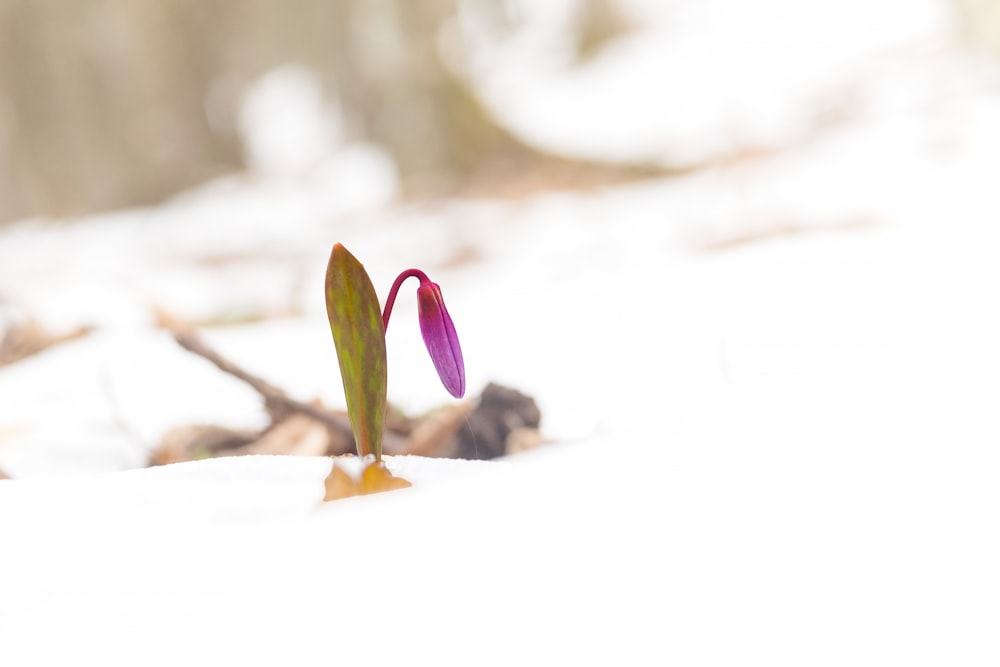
[3,0,1000,663]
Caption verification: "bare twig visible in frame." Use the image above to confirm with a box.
[167,325,357,446]
[691,217,878,253]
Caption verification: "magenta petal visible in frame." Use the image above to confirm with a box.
[416,282,466,398]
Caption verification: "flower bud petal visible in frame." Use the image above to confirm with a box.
[416,282,465,398]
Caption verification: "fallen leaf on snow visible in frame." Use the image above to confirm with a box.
[323,459,411,502]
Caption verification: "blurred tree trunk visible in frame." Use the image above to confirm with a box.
[324,0,534,194]
[0,0,632,223]
[0,0,242,221]
[221,0,532,195]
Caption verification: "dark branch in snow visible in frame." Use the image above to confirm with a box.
[167,325,359,447]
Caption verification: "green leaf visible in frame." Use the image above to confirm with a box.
[324,243,387,460]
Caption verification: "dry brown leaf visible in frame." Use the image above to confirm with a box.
[403,401,473,457]
[359,461,412,494]
[0,318,91,367]
[506,427,545,455]
[323,465,358,501]
[231,414,333,458]
[323,459,411,502]
[151,424,259,465]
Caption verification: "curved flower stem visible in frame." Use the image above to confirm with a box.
[382,268,429,330]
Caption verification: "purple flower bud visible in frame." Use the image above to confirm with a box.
[416,281,465,398]
[383,269,466,398]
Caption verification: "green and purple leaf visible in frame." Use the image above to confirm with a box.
[324,243,387,460]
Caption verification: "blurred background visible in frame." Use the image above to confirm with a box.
[0,0,995,223]
[0,0,671,223]
[2,0,1000,475]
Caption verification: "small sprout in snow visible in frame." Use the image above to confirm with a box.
[323,243,466,498]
